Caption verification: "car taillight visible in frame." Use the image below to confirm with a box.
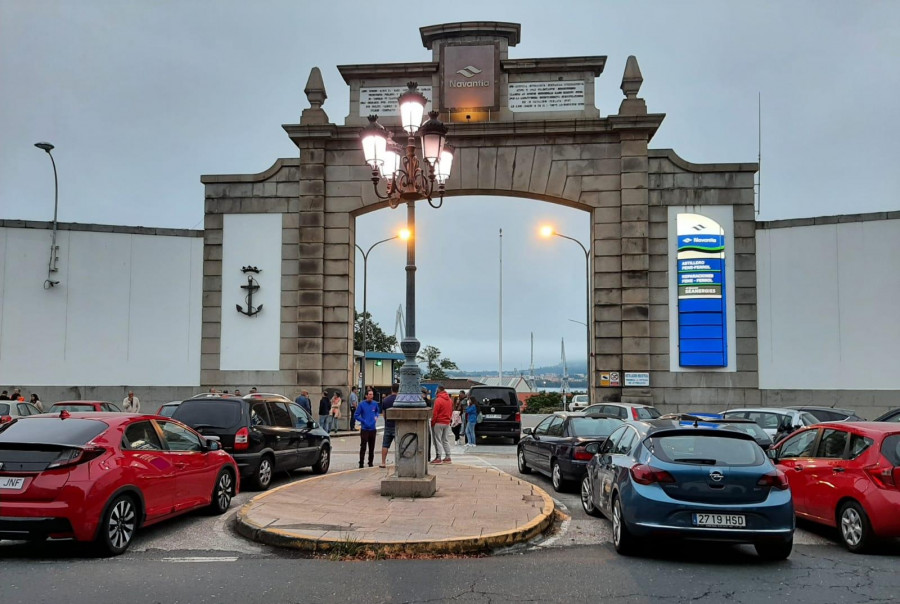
[0,415,11,424]
[573,446,593,461]
[630,464,676,485]
[47,446,106,469]
[234,427,249,451]
[515,412,521,423]
[757,470,789,490]
[631,408,639,420]
[865,464,898,489]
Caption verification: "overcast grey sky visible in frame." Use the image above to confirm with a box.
[2,1,898,371]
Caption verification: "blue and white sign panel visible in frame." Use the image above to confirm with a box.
[676,214,727,367]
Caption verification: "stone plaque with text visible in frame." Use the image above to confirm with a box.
[509,81,585,112]
[360,86,433,117]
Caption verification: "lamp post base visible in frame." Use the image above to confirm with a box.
[382,407,435,498]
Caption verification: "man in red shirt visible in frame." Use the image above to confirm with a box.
[430,385,453,464]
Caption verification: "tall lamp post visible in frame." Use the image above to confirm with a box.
[541,226,592,398]
[355,231,408,391]
[359,82,454,409]
[35,142,60,288]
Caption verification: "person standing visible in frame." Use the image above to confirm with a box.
[318,392,332,433]
[354,389,380,468]
[430,385,453,464]
[465,396,479,447]
[30,393,44,412]
[234,389,242,397]
[379,383,399,468]
[0,391,9,400]
[329,392,343,433]
[122,391,141,413]
[450,400,463,445]
[348,386,359,430]
[295,390,312,415]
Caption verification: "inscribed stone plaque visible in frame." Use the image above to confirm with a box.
[360,86,433,117]
[509,81,585,112]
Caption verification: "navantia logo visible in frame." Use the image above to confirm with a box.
[456,65,483,78]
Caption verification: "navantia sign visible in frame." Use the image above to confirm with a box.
[441,44,497,111]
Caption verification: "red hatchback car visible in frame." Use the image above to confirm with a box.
[770,422,900,552]
[0,412,239,555]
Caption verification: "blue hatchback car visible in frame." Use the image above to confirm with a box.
[581,419,795,559]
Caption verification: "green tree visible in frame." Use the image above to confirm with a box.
[354,311,398,353]
[417,345,459,380]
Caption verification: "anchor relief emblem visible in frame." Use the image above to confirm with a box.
[236,266,263,317]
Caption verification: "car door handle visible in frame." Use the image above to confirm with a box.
[176,462,187,469]
[833,467,845,473]
[793,465,803,471]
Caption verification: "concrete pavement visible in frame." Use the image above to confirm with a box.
[236,463,555,556]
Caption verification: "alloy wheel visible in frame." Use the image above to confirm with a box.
[612,499,622,547]
[581,478,593,512]
[216,472,233,510]
[108,498,136,551]
[258,458,272,487]
[552,463,561,489]
[841,506,862,547]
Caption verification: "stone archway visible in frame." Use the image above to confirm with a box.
[200,22,759,414]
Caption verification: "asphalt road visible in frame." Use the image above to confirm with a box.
[2,415,898,603]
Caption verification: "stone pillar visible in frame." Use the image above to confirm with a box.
[617,56,652,404]
[381,408,436,497]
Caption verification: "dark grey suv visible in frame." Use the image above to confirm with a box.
[171,394,330,490]
[470,386,522,444]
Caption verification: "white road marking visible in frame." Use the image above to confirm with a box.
[160,556,239,563]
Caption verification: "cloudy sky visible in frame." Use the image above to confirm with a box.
[2,1,898,371]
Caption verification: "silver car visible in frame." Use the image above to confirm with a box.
[0,400,42,423]
[719,407,819,442]
[583,402,661,420]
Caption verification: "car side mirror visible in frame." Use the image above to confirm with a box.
[766,447,778,460]
[307,420,315,430]
[522,427,533,435]
[203,435,221,452]
[793,424,802,432]
[585,442,600,455]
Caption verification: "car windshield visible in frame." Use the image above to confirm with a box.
[0,417,108,445]
[157,405,179,417]
[800,412,819,426]
[470,389,517,407]
[636,407,661,419]
[719,422,771,442]
[52,404,99,412]
[172,400,242,429]
[570,417,621,437]
[651,434,764,466]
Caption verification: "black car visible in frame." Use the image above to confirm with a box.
[517,412,624,492]
[874,408,900,423]
[470,386,522,444]
[171,395,330,490]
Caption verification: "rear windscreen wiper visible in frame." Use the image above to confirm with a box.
[674,458,717,465]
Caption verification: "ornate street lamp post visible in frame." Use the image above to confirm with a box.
[360,82,453,497]
[360,82,453,409]
[35,141,60,288]
[541,226,592,398]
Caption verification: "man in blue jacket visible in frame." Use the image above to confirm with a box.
[354,389,380,468]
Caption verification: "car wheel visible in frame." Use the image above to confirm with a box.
[96,494,138,556]
[581,476,601,517]
[551,461,568,492]
[755,538,792,561]
[839,501,873,553]
[208,469,235,515]
[612,495,638,555]
[517,447,531,474]
[312,446,330,474]
[251,455,274,491]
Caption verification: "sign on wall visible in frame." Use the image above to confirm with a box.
[360,86,433,117]
[676,213,728,367]
[441,44,497,110]
[508,81,585,112]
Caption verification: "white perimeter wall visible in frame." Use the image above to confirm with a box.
[0,227,202,386]
[757,219,900,389]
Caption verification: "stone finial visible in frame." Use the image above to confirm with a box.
[618,55,647,116]
[301,67,330,125]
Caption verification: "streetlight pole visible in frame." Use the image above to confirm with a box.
[541,226,592,399]
[35,142,60,288]
[355,235,400,392]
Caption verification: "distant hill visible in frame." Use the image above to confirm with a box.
[450,360,587,376]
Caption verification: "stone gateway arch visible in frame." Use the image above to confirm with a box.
[200,22,759,415]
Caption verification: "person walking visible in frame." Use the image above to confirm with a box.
[354,389,380,468]
[122,391,141,413]
[450,400,463,445]
[329,392,343,433]
[295,390,312,415]
[430,385,453,464]
[379,383,399,468]
[318,392,332,433]
[348,386,359,430]
[465,395,479,447]
[30,393,44,412]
